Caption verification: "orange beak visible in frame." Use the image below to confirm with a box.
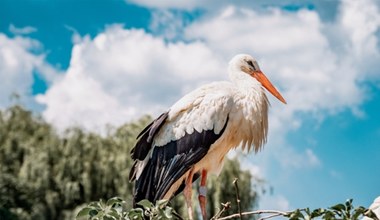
[250,70,287,104]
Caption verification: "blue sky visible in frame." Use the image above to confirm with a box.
[1,0,380,212]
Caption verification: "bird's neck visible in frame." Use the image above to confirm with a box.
[230,71,269,112]
[229,69,263,96]
[228,70,270,152]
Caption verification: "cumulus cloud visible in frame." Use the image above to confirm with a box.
[36,25,224,132]
[0,34,59,109]
[338,0,380,79]
[273,147,321,169]
[149,9,192,40]
[126,0,199,10]
[126,0,329,12]
[259,194,291,211]
[9,24,37,35]
[185,5,375,121]
[125,0,261,10]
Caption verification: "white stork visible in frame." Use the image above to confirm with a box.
[129,54,286,220]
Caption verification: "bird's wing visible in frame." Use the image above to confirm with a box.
[129,82,233,204]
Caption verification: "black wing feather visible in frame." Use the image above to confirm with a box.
[130,112,169,160]
[131,115,229,206]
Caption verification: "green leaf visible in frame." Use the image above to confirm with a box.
[158,209,167,219]
[311,208,324,218]
[89,202,103,210]
[103,214,117,220]
[322,210,336,220]
[107,209,122,219]
[156,199,169,207]
[95,210,105,218]
[352,206,366,220]
[76,207,92,218]
[106,197,123,207]
[345,199,353,207]
[164,207,173,219]
[128,208,144,220]
[289,209,304,220]
[137,199,153,209]
[89,209,99,217]
[330,203,345,212]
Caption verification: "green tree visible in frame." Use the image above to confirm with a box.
[0,105,151,219]
[0,105,259,220]
[207,158,257,218]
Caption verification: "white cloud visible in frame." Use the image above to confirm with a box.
[149,9,191,40]
[340,0,380,56]
[271,146,321,169]
[184,6,372,120]
[339,0,380,79]
[9,24,37,35]
[64,25,83,44]
[329,170,343,180]
[126,0,324,11]
[0,34,59,109]
[259,194,291,211]
[125,0,259,10]
[126,0,199,10]
[37,25,224,132]
[305,148,321,167]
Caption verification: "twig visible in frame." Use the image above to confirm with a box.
[211,202,231,220]
[233,178,242,220]
[258,213,284,220]
[216,210,290,220]
[172,211,184,220]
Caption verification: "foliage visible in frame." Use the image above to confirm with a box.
[0,105,151,219]
[77,197,179,220]
[77,198,178,220]
[77,197,379,220]
[283,199,378,220]
[0,105,259,220]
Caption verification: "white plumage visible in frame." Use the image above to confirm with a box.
[129,54,286,220]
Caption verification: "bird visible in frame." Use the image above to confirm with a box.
[129,54,286,220]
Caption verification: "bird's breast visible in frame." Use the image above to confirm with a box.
[193,134,235,175]
[229,90,269,152]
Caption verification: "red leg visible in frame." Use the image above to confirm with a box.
[184,168,194,220]
[198,169,208,220]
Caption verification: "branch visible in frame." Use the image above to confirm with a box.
[233,178,242,220]
[216,209,290,220]
[258,213,285,220]
[211,202,231,220]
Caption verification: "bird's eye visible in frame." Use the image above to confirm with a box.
[247,60,256,70]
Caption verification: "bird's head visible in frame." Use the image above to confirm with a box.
[229,54,287,104]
